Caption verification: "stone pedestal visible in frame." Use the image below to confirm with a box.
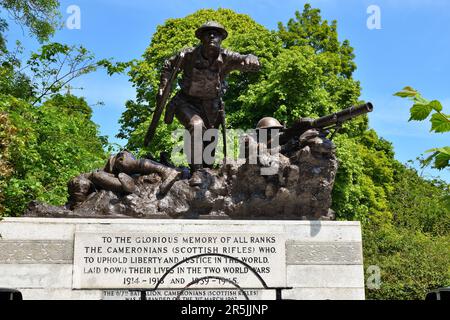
[0,218,365,300]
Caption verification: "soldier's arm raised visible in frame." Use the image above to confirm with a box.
[223,49,260,73]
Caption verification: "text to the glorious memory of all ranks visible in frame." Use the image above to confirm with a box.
[72,232,286,289]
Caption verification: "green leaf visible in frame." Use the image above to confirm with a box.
[430,113,450,133]
[394,86,417,98]
[426,146,450,155]
[425,147,450,169]
[434,152,450,169]
[429,100,443,112]
[409,103,432,121]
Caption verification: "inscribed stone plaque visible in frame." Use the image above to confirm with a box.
[72,232,286,289]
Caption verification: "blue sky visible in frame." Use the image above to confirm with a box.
[3,0,449,182]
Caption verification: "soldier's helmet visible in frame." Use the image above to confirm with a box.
[256,117,284,130]
[195,21,228,40]
[104,150,136,174]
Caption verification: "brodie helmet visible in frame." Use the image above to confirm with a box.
[195,21,228,40]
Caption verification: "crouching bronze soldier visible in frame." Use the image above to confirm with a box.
[243,103,374,162]
[144,21,261,185]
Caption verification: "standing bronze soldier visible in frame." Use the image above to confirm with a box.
[144,21,260,185]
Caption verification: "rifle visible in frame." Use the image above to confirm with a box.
[279,102,373,144]
[144,52,184,147]
[219,100,227,163]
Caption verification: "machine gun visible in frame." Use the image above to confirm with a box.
[278,102,373,145]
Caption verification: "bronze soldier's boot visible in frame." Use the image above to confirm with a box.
[187,124,205,187]
[158,167,181,195]
[189,164,203,186]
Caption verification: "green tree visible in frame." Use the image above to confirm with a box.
[0,0,61,94]
[0,110,16,214]
[389,162,449,235]
[0,40,35,100]
[0,1,114,217]
[26,43,107,106]
[363,223,450,300]
[278,4,356,79]
[0,2,110,105]
[0,0,60,43]
[0,93,107,216]
[332,131,394,223]
[270,5,392,223]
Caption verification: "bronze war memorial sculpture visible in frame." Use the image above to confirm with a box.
[25,21,373,220]
[144,21,260,186]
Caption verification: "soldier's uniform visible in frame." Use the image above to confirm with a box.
[158,22,260,172]
[162,46,259,129]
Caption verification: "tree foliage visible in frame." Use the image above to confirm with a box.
[26,42,105,106]
[389,163,449,235]
[0,1,111,217]
[0,110,15,213]
[0,93,107,216]
[0,0,60,42]
[0,0,61,89]
[277,4,356,78]
[0,40,35,100]
[362,161,450,299]
[363,223,449,300]
[0,1,109,105]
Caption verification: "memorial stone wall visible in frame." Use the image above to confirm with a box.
[0,218,365,300]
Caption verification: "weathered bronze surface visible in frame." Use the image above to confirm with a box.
[278,102,373,144]
[25,126,335,219]
[144,21,260,174]
[25,104,373,219]
[23,21,375,220]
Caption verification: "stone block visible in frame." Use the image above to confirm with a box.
[0,240,73,264]
[286,241,363,265]
[0,264,73,288]
[282,287,365,300]
[286,265,365,288]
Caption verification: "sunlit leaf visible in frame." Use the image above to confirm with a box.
[394,86,418,98]
[429,100,443,112]
[430,113,450,133]
[434,152,450,169]
[409,103,432,121]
